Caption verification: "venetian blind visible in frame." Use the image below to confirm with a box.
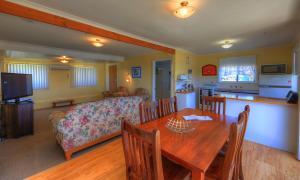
[8,63,49,89]
[73,66,97,87]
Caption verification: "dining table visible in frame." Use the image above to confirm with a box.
[138,108,237,180]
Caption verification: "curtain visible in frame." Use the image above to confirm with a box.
[219,56,256,82]
[74,66,97,87]
[8,63,49,89]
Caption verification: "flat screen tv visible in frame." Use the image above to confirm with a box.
[1,72,33,101]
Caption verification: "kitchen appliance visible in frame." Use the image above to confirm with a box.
[261,64,287,74]
[286,90,298,104]
[177,74,188,80]
[259,75,297,99]
[198,86,215,108]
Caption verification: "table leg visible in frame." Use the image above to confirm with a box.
[192,170,205,180]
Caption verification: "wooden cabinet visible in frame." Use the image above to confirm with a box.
[1,101,33,138]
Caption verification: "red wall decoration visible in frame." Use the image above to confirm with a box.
[202,64,217,76]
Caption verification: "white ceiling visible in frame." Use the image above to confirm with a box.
[17,0,300,54]
[0,13,157,58]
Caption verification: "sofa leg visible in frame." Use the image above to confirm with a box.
[64,151,72,160]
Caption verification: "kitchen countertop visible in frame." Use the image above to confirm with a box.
[176,91,195,94]
[216,92,297,106]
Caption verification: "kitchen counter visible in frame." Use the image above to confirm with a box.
[216,92,296,106]
[219,92,298,153]
[176,90,195,94]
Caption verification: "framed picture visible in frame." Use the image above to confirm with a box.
[131,66,141,78]
[202,64,217,76]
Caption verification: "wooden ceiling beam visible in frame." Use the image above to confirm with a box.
[0,1,175,54]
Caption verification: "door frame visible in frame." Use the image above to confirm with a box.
[152,59,173,101]
[294,45,300,160]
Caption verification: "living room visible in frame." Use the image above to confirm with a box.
[1,0,300,180]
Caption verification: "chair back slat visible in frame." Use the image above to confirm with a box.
[139,101,159,124]
[221,112,247,180]
[159,96,178,117]
[202,96,226,115]
[121,120,164,180]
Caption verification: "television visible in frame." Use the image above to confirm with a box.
[1,72,33,101]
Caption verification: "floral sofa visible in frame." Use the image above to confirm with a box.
[49,96,144,160]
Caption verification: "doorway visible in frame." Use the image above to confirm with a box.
[152,60,171,100]
[108,65,117,91]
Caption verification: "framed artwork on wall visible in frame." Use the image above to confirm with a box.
[202,64,217,76]
[131,66,141,78]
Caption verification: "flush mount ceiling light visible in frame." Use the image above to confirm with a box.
[58,55,70,63]
[92,39,104,47]
[222,41,233,49]
[174,1,195,19]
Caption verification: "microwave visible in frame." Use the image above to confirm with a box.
[261,64,287,74]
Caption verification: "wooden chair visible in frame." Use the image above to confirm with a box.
[219,105,250,180]
[201,96,226,115]
[236,105,250,180]
[121,120,190,180]
[139,101,159,124]
[206,112,247,180]
[159,96,178,117]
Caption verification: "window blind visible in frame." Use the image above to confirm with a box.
[74,66,97,87]
[219,56,256,82]
[8,63,49,89]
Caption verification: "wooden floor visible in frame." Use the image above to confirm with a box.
[26,138,300,180]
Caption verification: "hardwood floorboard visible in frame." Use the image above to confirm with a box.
[26,138,300,180]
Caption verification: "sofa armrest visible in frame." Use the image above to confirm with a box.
[49,111,66,134]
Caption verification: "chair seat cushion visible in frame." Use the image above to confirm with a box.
[162,157,191,180]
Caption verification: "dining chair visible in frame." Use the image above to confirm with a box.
[201,96,226,115]
[139,101,159,124]
[236,105,250,180]
[121,120,191,180]
[219,105,250,180]
[158,96,178,117]
[206,111,247,180]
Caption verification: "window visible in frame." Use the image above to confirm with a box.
[8,63,49,89]
[219,56,256,83]
[74,66,97,87]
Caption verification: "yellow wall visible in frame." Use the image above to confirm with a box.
[118,44,293,96]
[174,49,198,79]
[1,58,106,109]
[2,44,290,109]
[117,52,173,97]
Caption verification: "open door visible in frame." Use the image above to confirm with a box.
[153,60,171,100]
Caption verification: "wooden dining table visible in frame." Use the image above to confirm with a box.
[138,108,237,180]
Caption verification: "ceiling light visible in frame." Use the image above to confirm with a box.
[222,41,233,49]
[60,59,69,64]
[58,55,70,63]
[92,39,104,47]
[174,1,195,19]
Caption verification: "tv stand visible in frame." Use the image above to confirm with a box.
[1,101,33,138]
